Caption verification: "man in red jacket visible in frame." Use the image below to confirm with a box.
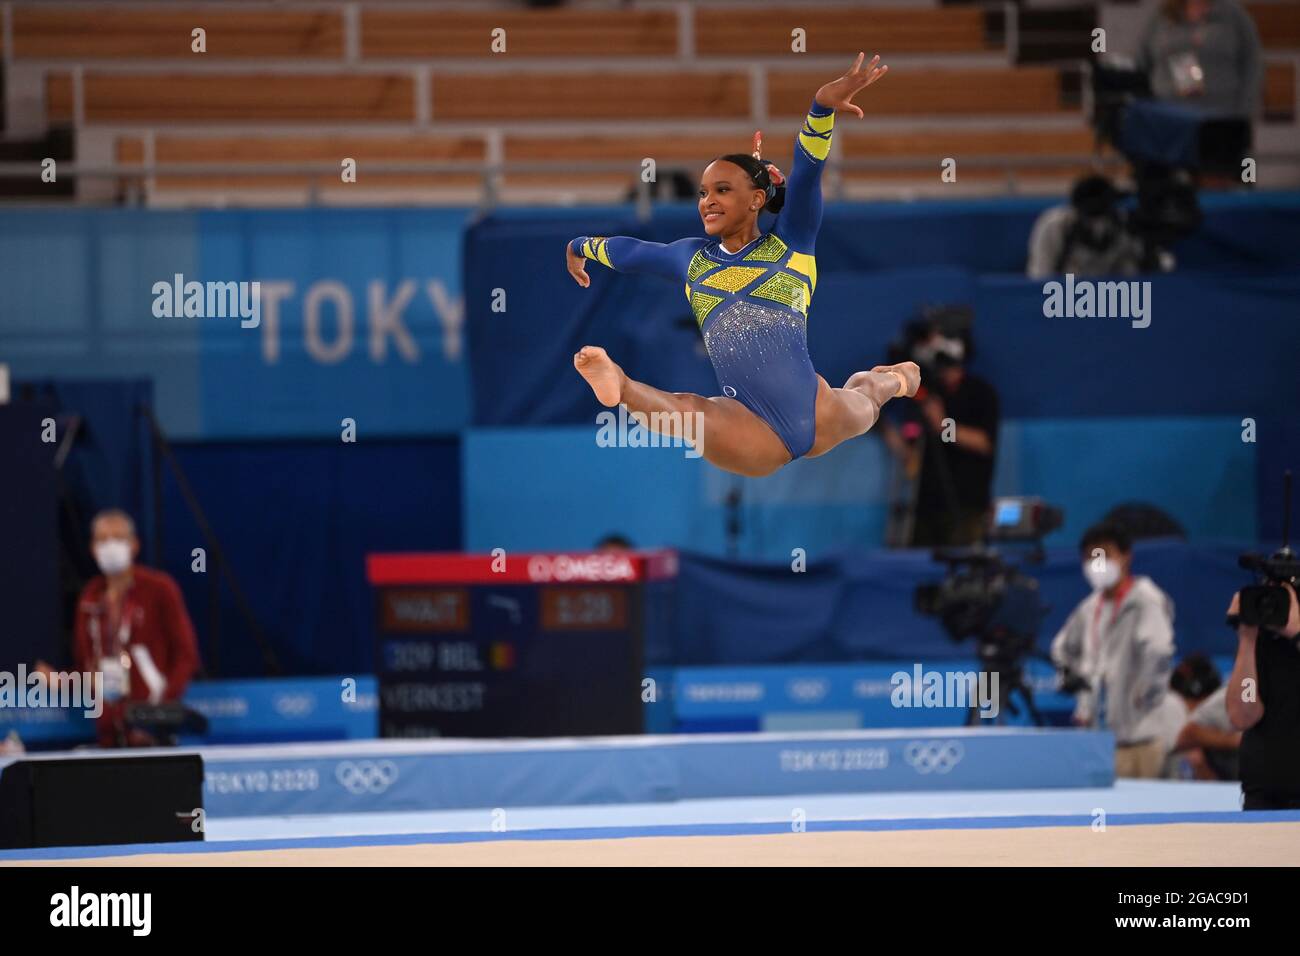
[73,509,200,747]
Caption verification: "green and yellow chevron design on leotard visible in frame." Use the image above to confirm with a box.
[580,237,613,268]
[743,234,788,263]
[798,109,835,161]
[750,271,811,316]
[700,265,767,295]
[690,289,725,327]
[687,249,715,282]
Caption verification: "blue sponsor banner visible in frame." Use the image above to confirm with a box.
[195,728,1113,817]
[672,661,1077,731]
[0,208,471,439]
[180,676,378,743]
[0,676,377,747]
[669,657,1237,732]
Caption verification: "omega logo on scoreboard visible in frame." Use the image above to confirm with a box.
[526,554,637,583]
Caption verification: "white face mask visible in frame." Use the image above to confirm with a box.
[914,335,965,367]
[94,539,133,576]
[1083,561,1121,592]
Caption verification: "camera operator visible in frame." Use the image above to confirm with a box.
[1026,175,1146,280]
[1051,521,1177,777]
[880,320,999,548]
[1224,580,1300,809]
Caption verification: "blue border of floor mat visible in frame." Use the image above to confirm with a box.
[3,810,1299,862]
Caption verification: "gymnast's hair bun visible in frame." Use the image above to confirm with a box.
[762,164,787,215]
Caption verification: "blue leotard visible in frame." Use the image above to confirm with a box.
[570,100,835,460]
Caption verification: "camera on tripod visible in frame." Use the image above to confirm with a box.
[1230,470,1298,633]
[913,497,1063,724]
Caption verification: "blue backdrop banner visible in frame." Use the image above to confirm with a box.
[661,539,1265,667]
[0,208,472,440]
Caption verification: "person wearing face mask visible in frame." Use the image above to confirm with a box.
[1025,175,1146,280]
[890,323,999,548]
[1050,521,1177,777]
[71,509,200,748]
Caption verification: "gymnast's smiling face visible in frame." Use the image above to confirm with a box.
[698,161,764,238]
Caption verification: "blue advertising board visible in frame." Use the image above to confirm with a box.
[0,208,471,439]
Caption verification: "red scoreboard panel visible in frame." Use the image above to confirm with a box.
[365,550,677,738]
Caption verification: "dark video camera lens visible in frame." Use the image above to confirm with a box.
[1239,584,1291,631]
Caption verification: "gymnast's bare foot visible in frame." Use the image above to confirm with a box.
[574,345,625,407]
[871,361,921,398]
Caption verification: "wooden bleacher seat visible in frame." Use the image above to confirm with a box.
[694,7,992,56]
[11,7,344,59]
[837,127,1115,185]
[769,67,1067,116]
[52,73,416,123]
[839,128,1096,158]
[502,133,793,191]
[1264,61,1296,120]
[360,9,677,58]
[430,70,750,121]
[46,72,73,123]
[115,134,485,191]
[1248,3,1300,50]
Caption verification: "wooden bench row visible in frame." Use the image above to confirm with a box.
[46,67,1071,123]
[9,4,1300,61]
[53,62,1294,127]
[118,127,1100,166]
[9,7,993,60]
[109,126,1106,194]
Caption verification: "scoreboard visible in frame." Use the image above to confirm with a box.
[365,550,677,738]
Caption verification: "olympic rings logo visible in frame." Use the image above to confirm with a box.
[335,760,399,794]
[786,678,829,703]
[902,740,964,775]
[274,693,315,717]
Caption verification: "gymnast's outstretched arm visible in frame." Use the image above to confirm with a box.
[566,236,706,287]
[773,103,835,252]
[776,53,888,252]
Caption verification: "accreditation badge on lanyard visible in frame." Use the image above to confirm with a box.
[1168,50,1206,97]
[98,608,134,703]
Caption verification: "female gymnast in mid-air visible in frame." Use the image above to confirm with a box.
[566,53,919,478]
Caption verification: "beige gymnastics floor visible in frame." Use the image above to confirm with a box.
[8,821,1300,866]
